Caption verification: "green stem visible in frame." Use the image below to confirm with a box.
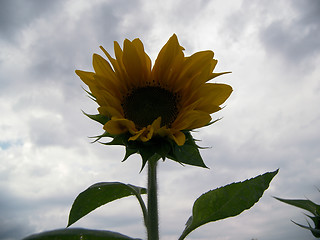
[147,156,159,240]
[129,186,148,229]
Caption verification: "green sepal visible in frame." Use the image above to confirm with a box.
[274,197,320,216]
[178,169,278,240]
[100,133,172,170]
[98,131,207,170]
[90,131,114,143]
[101,133,128,146]
[306,215,320,229]
[23,228,142,240]
[125,136,171,171]
[274,195,320,237]
[205,118,221,127]
[123,147,139,162]
[82,86,97,101]
[83,111,110,125]
[168,132,208,168]
[68,182,147,227]
[292,220,320,238]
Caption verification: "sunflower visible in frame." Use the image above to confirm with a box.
[76,34,232,167]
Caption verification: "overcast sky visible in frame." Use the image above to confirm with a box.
[1,0,320,240]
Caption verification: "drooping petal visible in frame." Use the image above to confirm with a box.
[140,126,154,142]
[128,128,145,141]
[104,118,137,135]
[170,130,186,146]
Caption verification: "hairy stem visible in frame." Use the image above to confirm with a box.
[147,156,159,240]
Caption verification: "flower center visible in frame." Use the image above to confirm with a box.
[122,86,179,129]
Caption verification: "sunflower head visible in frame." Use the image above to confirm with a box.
[76,34,232,169]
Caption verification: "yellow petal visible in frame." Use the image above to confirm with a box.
[173,110,211,130]
[187,59,218,90]
[123,39,147,85]
[113,41,129,81]
[151,117,161,130]
[197,83,233,107]
[129,129,144,141]
[97,106,109,116]
[95,88,120,106]
[132,38,152,74]
[156,126,170,138]
[170,131,186,146]
[100,46,118,71]
[104,118,136,135]
[175,51,214,91]
[93,75,124,100]
[152,34,184,86]
[92,54,117,81]
[100,45,128,89]
[103,106,123,118]
[75,70,95,86]
[140,126,154,142]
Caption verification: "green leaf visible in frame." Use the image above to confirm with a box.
[274,197,320,216]
[23,228,142,240]
[170,132,207,168]
[179,169,278,240]
[68,182,147,227]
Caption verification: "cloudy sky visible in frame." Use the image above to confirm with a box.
[1,0,320,239]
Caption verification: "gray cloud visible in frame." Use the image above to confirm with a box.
[260,0,320,67]
[220,0,320,71]
[0,0,63,42]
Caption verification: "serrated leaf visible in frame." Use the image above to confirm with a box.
[179,169,278,240]
[23,228,142,240]
[68,182,147,227]
[274,197,320,216]
[171,132,207,168]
